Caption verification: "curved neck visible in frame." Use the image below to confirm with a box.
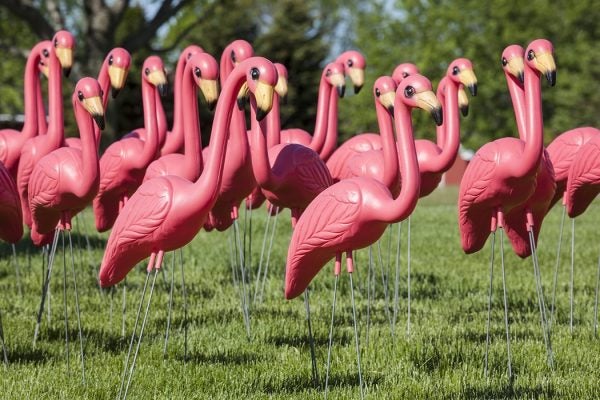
[194,64,244,203]
[435,78,448,147]
[428,77,460,173]
[46,47,64,148]
[266,93,281,147]
[23,46,43,138]
[181,63,202,181]
[376,99,398,191]
[511,61,543,178]
[320,87,339,161]
[155,89,167,147]
[72,97,99,197]
[249,96,278,191]
[96,59,111,147]
[382,99,420,223]
[505,71,527,140]
[169,53,187,145]
[36,73,47,136]
[307,76,331,154]
[134,77,159,168]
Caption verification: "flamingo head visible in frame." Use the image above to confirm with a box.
[274,63,289,102]
[525,39,556,86]
[52,30,75,77]
[73,77,105,130]
[239,57,277,121]
[227,39,254,67]
[373,76,397,115]
[336,50,366,93]
[182,44,205,62]
[323,62,346,98]
[391,62,420,85]
[142,56,169,97]
[106,48,131,99]
[397,74,443,126]
[37,40,53,78]
[447,58,477,97]
[501,44,525,84]
[188,52,219,111]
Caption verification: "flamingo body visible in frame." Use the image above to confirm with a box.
[565,135,600,218]
[0,162,23,243]
[326,133,382,181]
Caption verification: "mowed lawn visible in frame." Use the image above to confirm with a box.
[0,187,599,399]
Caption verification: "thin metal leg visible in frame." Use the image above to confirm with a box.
[484,231,495,379]
[260,208,279,303]
[349,271,365,400]
[234,220,251,340]
[570,218,575,335]
[34,230,60,347]
[499,229,512,381]
[62,231,70,376]
[163,252,175,358]
[550,206,566,328]
[392,221,402,339]
[324,272,339,400]
[366,246,373,348]
[0,310,8,367]
[594,244,600,338]
[304,288,319,388]
[376,240,392,332]
[12,244,22,298]
[121,278,127,339]
[179,248,188,361]
[68,230,85,383]
[254,207,271,303]
[407,215,412,337]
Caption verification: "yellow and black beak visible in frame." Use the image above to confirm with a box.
[414,90,443,126]
[254,81,275,121]
[148,70,168,96]
[532,51,556,87]
[55,47,73,77]
[109,65,129,98]
[199,79,219,111]
[507,56,525,84]
[379,91,395,115]
[458,68,478,97]
[82,96,105,130]
[458,87,469,117]
[275,75,288,104]
[40,63,49,78]
[237,82,250,109]
[348,67,365,94]
[329,72,346,98]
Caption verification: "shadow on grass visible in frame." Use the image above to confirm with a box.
[264,330,352,348]
[462,382,554,399]
[261,370,382,395]
[177,349,264,365]
[6,344,50,364]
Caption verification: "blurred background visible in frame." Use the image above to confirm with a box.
[0,0,598,153]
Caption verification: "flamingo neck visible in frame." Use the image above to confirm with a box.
[36,73,48,135]
[435,77,448,147]
[193,64,244,204]
[307,76,331,154]
[428,77,460,173]
[180,62,202,181]
[513,60,543,178]
[266,93,281,147]
[95,59,110,147]
[375,98,398,191]
[23,44,44,138]
[135,77,159,168]
[505,70,527,140]
[46,47,64,148]
[169,52,188,148]
[249,96,278,191]
[155,90,167,148]
[384,99,420,223]
[73,97,99,197]
[320,87,339,161]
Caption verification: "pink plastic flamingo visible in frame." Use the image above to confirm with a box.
[93,56,167,232]
[565,137,600,218]
[143,52,219,182]
[0,41,54,179]
[458,40,556,375]
[17,31,75,229]
[65,48,131,150]
[0,162,23,244]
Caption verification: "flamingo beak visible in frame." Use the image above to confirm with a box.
[275,75,288,101]
[82,96,106,130]
[109,65,129,98]
[458,69,478,96]
[237,82,250,109]
[533,51,556,87]
[40,64,49,78]
[254,81,275,121]
[329,72,346,98]
[507,56,525,84]
[379,91,395,115]
[148,70,168,96]
[55,48,73,77]
[458,87,469,117]
[199,79,219,111]
[414,90,443,126]
[347,67,365,94]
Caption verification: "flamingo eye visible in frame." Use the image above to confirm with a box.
[194,66,201,78]
[501,57,508,67]
[375,88,381,97]
[325,69,331,77]
[144,68,150,76]
[404,86,415,98]
[187,52,192,60]
[231,50,236,63]
[100,89,104,98]
[452,66,460,75]
[527,50,535,61]
[42,49,49,57]
[402,72,408,78]
[77,91,84,101]
[54,38,58,47]
[108,55,114,66]
[250,67,260,80]
[347,59,353,67]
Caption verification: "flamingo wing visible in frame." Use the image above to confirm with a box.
[292,146,333,195]
[286,180,361,299]
[99,178,172,287]
[0,162,22,243]
[566,137,600,218]
[28,153,61,233]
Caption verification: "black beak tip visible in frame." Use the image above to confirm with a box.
[158,84,168,97]
[546,70,556,87]
[518,72,525,84]
[111,87,121,99]
[432,107,443,126]
[64,67,72,78]
[93,115,105,130]
[460,105,469,117]
[386,105,394,115]
[237,97,246,110]
[337,85,346,98]
[256,108,268,122]
[281,95,288,105]
[354,84,363,94]
[468,84,477,97]
[208,100,217,112]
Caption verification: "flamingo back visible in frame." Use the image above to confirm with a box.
[565,135,600,218]
[326,133,382,182]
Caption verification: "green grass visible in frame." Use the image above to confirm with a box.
[1,187,599,399]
